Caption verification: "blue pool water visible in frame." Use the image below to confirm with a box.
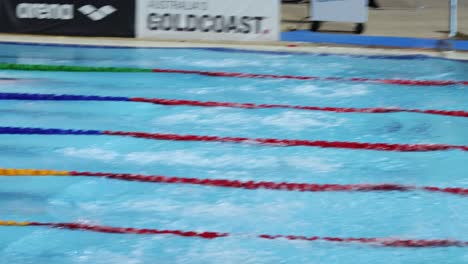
[0,42,467,263]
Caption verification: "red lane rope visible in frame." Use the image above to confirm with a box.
[2,127,467,152]
[102,131,468,152]
[29,222,228,239]
[152,68,468,86]
[2,93,467,118]
[24,221,468,247]
[69,171,468,196]
[130,98,468,118]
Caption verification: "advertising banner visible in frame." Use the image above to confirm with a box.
[136,0,280,41]
[311,0,367,23]
[0,0,135,37]
[0,2,6,32]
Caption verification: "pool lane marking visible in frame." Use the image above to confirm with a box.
[1,92,467,118]
[0,219,466,248]
[151,68,468,86]
[0,220,30,226]
[1,168,467,196]
[0,127,467,152]
[0,168,69,176]
[0,77,24,81]
[0,63,467,86]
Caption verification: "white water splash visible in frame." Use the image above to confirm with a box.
[166,56,264,68]
[124,150,278,169]
[59,147,119,161]
[75,249,142,264]
[156,109,346,131]
[284,156,342,173]
[288,84,369,98]
[260,111,345,131]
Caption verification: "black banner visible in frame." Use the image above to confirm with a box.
[0,2,7,32]
[0,0,135,37]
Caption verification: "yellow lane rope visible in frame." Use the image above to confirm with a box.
[0,168,69,176]
[0,220,31,226]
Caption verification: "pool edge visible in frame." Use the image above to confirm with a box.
[0,33,468,62]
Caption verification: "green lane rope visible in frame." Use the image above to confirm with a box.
[2,62,467,87]
[0,63,151,73]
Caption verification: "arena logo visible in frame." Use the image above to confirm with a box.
[147,14,269,34]
[78,5,117,21]
[16,3,74,20]
[15,3,117,21]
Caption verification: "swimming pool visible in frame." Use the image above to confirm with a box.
[0,42,467,263]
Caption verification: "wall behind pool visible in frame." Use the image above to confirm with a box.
[0,0,468,50]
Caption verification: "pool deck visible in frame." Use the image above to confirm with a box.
[1,33,468,62]
[282,0,468,39]
[282,1,468,51]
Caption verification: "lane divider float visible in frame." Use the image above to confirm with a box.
[0,63,467,86]
[1,92,467,118]
[0,127,467,152]
[0,219,466,248]
[0,77,22,81]
[1,168,467,196]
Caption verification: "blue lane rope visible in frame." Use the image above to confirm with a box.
[0,93,128,102]
[0,78,22,81]
[0,127,101,135]
[0,126,467,152]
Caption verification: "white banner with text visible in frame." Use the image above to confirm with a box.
[136,0,280,41]
[311,0,367,23]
